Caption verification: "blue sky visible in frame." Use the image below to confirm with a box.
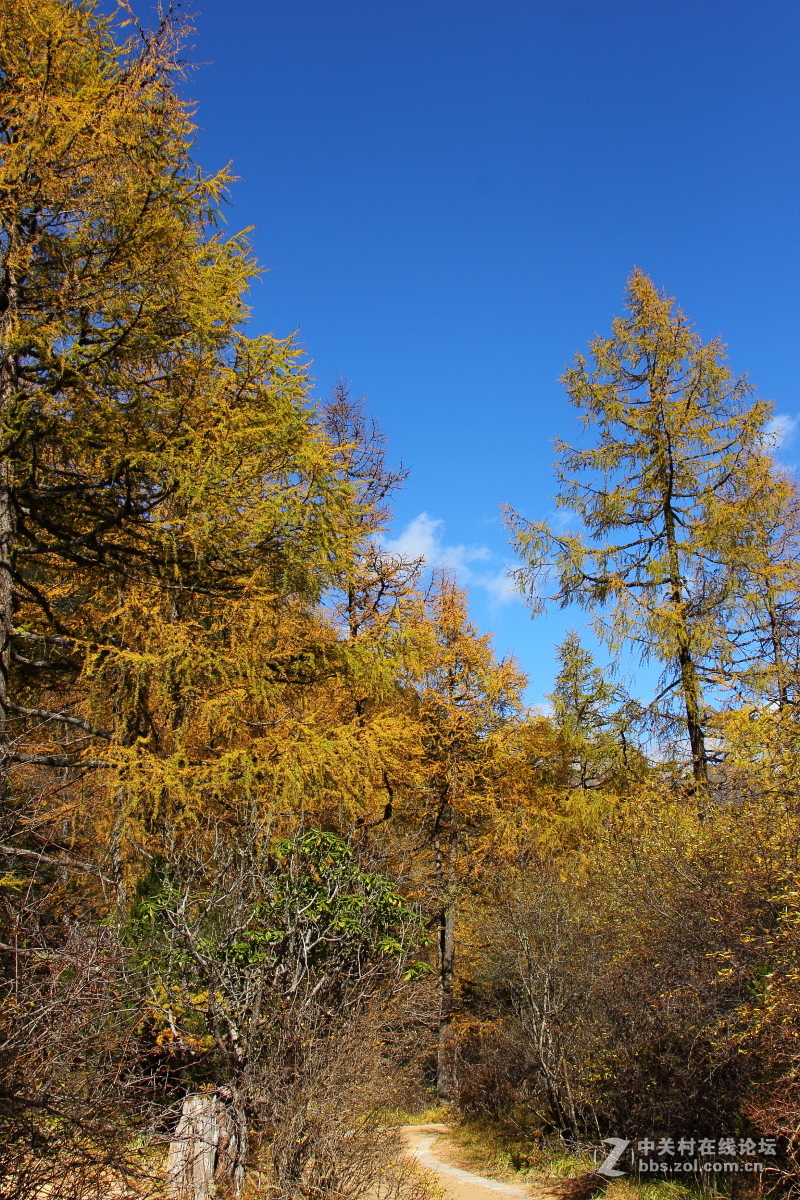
[168,0,800,705]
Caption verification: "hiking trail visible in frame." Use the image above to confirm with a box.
[400,1125,605,1200]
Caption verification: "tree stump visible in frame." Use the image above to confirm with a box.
[166,1088,247,1199]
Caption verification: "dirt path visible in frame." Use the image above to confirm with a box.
[401,1125,530,1200]
[400,1126,605,1200]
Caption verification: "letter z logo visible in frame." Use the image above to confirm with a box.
[597,1138,630,1177]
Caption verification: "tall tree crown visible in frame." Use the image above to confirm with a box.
[506,270,783,781]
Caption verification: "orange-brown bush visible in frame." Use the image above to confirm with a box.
[452,787,800,1162]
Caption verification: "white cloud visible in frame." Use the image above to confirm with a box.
[382,512,519,605]
[766,412,799,449]
[383,513,443,562]
[481,567,518,603]
[547,506,580,534]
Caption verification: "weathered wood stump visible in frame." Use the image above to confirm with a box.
[166,1087,247,1199]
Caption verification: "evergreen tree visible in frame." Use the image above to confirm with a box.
[507,270,776,784]
[0,0,360,859]
[548,631,643,792]
[404,576,525,1097]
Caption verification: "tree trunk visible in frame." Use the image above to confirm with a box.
[436,900,456,1099]
[167,1089,247,1199]
[677,639,707,785]
[0,242,19,752]
[0,459,13,748]
[659,439,708,786]
[765,588,789,709]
